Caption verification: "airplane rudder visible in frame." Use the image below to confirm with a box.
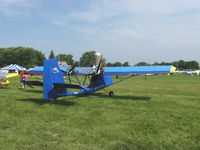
[43,59,54,99]
[43,59,67,99]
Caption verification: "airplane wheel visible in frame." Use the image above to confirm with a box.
[109,91,114,97]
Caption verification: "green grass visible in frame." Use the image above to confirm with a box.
[0,75,200,150]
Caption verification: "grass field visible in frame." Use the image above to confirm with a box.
[0,75,200,150]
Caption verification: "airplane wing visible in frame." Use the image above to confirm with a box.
[27,66,94,75]
[0,72,8,78]
[28,65,176,75]
[104,65,176,75]
[27,66,45,74]
[4,73,18,78]
[0,70,18,78]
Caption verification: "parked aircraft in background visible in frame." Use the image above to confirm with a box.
[0,70,18,86]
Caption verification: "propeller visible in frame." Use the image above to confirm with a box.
[95,59,102,75]
[61,64,76,75]
[67,64,76,75]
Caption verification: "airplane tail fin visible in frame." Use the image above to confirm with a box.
[43,59,67,99]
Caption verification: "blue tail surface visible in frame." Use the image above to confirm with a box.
[43,59,67,99]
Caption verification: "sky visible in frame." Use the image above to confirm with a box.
[0,0,200,64]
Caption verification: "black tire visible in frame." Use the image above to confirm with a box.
[109,91,114,97]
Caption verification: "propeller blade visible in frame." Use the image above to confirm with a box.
[96,59,102,74]
[67,64,76,74]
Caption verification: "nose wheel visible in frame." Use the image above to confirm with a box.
[103,89,115,97]
[109,91,114,97]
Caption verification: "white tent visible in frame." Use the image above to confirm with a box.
[1,64,26,71]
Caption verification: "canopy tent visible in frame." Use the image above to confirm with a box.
[27,66,44,75]
[1,64,26,71]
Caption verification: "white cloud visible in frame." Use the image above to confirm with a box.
[0,0,26,3]
[50,20,69,28]
[103,0,200,15]
[0,0,40,20]
[49,0,200,36]
[67,8,120,23]
[1,0,200,63]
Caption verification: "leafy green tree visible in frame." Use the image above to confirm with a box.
[106,62,113,67]
[113,62,122,67]
[177,60,186,70]
[172,60,199,70]
[79,51,106,67]
[0,48,6,67]
[185,61,199,70]
[133,60,199,70]
[101,58,106,67]
[56,54,74,65]
[49,50,55,59]
[79,51,96,67]
[160,62,172,65]
[74,61,80,67]
[0,47,45,68]
[34,50,46,66]
[123,61,129,66]
[153,62,160,65]
[135,62,150,66]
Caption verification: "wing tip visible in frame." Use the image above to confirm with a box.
[170,66,176,73]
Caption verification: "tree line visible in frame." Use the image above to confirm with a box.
[0,47,199,70]
[134,60,199,70]
[49,50,128,67]
[0,47,45,68]
[49,50,200,70]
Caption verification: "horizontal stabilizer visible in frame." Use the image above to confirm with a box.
[27,81,43,86]
[22,81,34,88]
[53,83,83,89]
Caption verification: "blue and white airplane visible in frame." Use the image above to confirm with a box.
[28,57,176,99]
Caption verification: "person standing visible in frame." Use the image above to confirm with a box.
[19,71,29,88]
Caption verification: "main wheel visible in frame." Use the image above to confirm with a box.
[109,91,114,97]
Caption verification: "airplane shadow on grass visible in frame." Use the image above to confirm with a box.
[0,87,9,89]
[16,91,150,106]
[103,95,151,101]
[18,88,42,94]
[77,93,151,101]
[19,89,151,101]
[16,98,76,106]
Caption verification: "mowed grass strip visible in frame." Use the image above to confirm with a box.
[0,75,200,150]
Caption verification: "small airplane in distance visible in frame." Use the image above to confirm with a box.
[27,53,176,99]
[0,70,18,87]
